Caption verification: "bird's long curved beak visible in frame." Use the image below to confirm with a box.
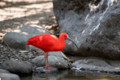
[67,36,79,49]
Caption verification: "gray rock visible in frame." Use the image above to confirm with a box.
[3,25,50,49]
[0,73,20,80]
[0,69,20,80]
[106,60,120,67]
[28,47,64,57]
[0,69,9,73]
[33,67,58,73]
[72,58,110,67]
[53,0,120,59]
[32,55,69,69]
[72,57,120,74]
[48,51,64,58]
[0,59,33,74]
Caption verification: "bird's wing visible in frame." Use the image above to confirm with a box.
[39,34,58,48]
[27,34,59,52]
[29,34,58,51]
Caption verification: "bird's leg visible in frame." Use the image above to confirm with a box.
[45,52,49,67]
[44,52,55,69]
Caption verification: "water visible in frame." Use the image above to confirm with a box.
[21,70,120,80]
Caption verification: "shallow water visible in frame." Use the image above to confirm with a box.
[21,70,120,80]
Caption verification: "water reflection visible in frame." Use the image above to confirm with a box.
[32,70,68,80]
[21,70,120,80]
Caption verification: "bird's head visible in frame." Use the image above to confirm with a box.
[60,32,68,40]
[60,32,78,49]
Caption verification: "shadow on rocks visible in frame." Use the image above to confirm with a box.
[0,59,33,76]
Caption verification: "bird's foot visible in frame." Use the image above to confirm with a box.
[44,66,55,70]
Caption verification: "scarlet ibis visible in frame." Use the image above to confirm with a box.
[26,32,77,69]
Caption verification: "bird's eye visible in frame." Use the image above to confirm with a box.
[64,35,67,39]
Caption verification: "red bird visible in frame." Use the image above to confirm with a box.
[26,32,68,69]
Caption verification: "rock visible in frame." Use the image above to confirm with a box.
[0,73,20,80]
[53,0,120,59]
[0,69,9,73]
[0,69,20,80]
[48,51,64,58]
[3,25,50,49]
[32,55,69,69]
[0,59,33,74]
[106,60,120,67]
[72,57,120,74]
[33,67,58,73]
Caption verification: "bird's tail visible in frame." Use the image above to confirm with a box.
[26,42,31,45]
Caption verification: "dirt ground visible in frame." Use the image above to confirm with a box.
[0,0,56,34]
[0,0,58,63]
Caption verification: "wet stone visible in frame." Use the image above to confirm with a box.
[33,67,58,74]
[71,58,120,75]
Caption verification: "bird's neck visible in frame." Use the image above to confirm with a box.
[58,36,65,50]
[59,34,65,41]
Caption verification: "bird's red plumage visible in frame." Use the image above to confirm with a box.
[27,33,68,69]
[27,33,67,52]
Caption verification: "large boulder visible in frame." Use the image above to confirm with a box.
[32,55,69,69]
[0,69,20,80]
[53,0,120,59]
[0,73,20,80]
[0,59,33,74]
[72,57,120,74]
[3,25,50,49]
